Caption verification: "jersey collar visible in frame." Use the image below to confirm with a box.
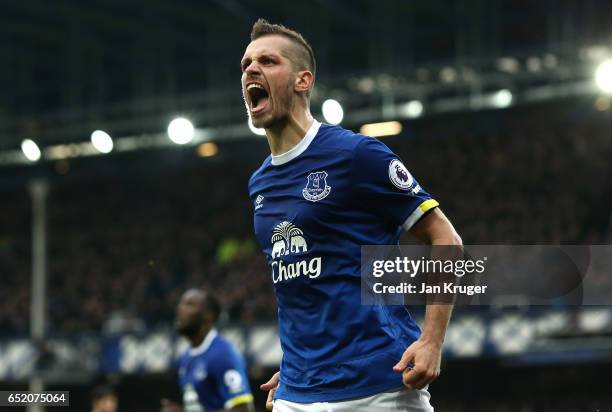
[271,120,321,166]
[189,328,218,356]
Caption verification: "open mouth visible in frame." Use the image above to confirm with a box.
[247,83,270,114]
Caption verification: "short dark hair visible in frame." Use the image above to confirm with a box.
[91,385,116,402]
[250,18,316,78]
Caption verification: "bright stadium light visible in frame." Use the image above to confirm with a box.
[248,117,266,136]
[492,89,513,108]
[90,130,114,153]
[167,117,194,144]
[196,142,218,157]
[322,99,344,125]
[21,139,41,162]
[399,100,424,118]
[360,121,402,137]
[440,67,457,83]
[595,60,612,94]
[526,56,542,72]
[496,57,520,73]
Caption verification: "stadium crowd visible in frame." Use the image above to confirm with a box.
[0,102,610,336]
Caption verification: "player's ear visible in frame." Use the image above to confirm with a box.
[294,70,313,94]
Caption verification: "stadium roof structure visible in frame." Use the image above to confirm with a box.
[1,0,611,165]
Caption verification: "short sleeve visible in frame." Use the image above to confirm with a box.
[353,137,439,231]
[209,347,253,409]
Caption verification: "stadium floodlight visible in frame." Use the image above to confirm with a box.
[497,57,520,73]
[583,46,610,61]
[399,100,424,119]
[21,139,41,162]
[526,56,542,72]
[492,89,513,108]
[543,53,558,69]
[322,99,344,125]
[90,130,114,154]
[196,142,218,157]
[595,60,612,94]
[360,121,402,137]
[440,67,457,83]
[248,117,267,136]
[167,117,194,144]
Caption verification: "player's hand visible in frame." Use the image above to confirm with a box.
[392,338,442,390]
[160,398,183,412]
[260,371,280,411]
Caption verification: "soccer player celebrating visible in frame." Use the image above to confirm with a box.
[161,289,254,412]
[243,19,461,411]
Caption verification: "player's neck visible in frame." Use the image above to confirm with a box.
[266,110,314,156]
[188,325,212,348]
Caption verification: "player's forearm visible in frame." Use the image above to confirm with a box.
[416,208,461,347]
[428,224,462,247]
[420,304,453,347]
[422,230,460,347]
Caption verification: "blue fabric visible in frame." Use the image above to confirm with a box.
[248,123,436,403]
[178,333,251,411]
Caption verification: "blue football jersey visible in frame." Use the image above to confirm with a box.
[248,121,439,403]
[178,329,253,412]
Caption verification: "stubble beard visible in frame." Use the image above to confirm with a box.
[253,82,295,130]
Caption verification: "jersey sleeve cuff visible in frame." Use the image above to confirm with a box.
[224,393,254,409]
[402,199,439,232]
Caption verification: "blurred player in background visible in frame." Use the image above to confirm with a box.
[160,289,254,412]
[243,19,461,411]
[91,385,118,412]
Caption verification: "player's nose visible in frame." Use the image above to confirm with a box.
[244,61,261,76]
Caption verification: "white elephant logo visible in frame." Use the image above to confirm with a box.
[271,236,287,258]
[271,221,308,257]
[290,235,307,253]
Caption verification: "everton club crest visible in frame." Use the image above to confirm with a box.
[302,171,331,202]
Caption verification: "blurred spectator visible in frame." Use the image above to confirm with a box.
[91,385,118,412]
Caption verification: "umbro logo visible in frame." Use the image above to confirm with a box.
[255,194,264,210]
